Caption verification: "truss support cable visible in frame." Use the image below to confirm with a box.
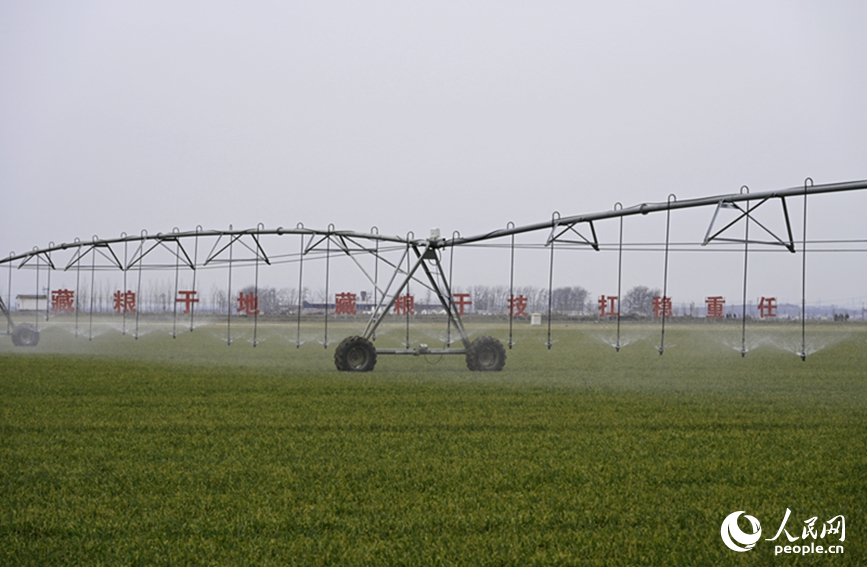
[122,238,128,335]
[88,242,96,341]
[659,196,675,356]
[296,230,305,348]
[75,243,82,337]
[227,226,233,346]
[6,255,12,335]
[373,227,379,342]
[740,190,750,357]
[135,234,144,339]
[33,253,40,330]
[45,250,52,323]
[801,179,812,361]
[253,225,262,347]
[324,228,332,349]
[507,222,516,349]
[172,234,181,339]
[404,235,412,349]
[615,204,624,352]
[546,225,555,350]
[447,232,458,346]
[190,227,201,332]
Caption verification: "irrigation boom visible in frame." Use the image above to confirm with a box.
[447,178,867,247]
[2,177,866,369]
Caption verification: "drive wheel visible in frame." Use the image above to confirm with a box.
[334,336,377,372]
[12,324,40,347]
[466,336,505,371]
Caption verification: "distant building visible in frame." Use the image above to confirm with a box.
[16,294,47,311]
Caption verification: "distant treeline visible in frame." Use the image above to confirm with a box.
[30,281,674,317]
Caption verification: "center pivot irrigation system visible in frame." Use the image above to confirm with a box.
[3,178,866,370]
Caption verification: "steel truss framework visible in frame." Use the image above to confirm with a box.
[2,178,866,368]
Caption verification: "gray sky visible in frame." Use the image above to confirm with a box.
[2,1,866,307]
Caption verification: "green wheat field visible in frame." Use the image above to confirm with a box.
[1,318,865,565]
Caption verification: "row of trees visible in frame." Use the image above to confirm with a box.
[460,285,589,315]
[446,285,662,317]
[29,280,665,317]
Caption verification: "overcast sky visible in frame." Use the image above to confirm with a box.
[2,1,865,307]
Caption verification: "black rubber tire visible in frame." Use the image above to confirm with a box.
[11,324,40,347]
[466,336,506,371]
[334,335,377,372]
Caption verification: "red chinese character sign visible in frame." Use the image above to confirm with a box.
[652,296,672,318]
[598,295,618,318]
[237,292,260,316]
[758,296,777,318]
[394,294,415,316]
[335,292,357,315]
[508,294,528,317]
[705,296,725,319]
[51,289,75,313]
[453,293,472,315]
[176,290,199,314]
[759,296,777,319]
[113,290,137,314]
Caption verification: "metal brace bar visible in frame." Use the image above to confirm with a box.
[331,234,391,299]
[90,242,124,270]
[702,197,796,252]
[0,294,14,329]
[16,250,57,270]
[127,238,167,270]
[547,220,600,250]
[375,348,467,355]
[335,235,440,303]
[362,245,411,338]
[250,232,270,265]
[303,233,331,256]
[171,237,196,270]
[204,233,246,266]
[361,240,432,340]
[63,244,90,271]
[414,244,471,349]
